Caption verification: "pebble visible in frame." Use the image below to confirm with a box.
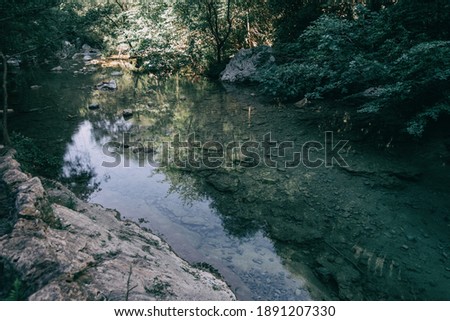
[401,244,409,250]
[261,177,277,184]
[406,235,416,242]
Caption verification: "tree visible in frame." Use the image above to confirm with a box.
[176,0,234,64]
[269,0,398,43]
[205,0,233,63]
[230,0,274,48]
[0,0,62,56]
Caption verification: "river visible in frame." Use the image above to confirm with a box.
[6,59,450,300]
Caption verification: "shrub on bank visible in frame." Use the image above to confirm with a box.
[257,7,450,137]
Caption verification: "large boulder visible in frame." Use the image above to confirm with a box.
[220,45,275,83]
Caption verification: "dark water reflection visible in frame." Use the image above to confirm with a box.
[12,66,312,299]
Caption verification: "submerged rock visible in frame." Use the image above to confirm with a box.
[206,174,240,193]
[51,66,64,72]
[96,80,117,91]
[72,44,101,61]
[220,46,275,83]
[295,97,309,108]
[82,44,91,51]
[88,103,100,110]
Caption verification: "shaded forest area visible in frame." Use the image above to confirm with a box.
[1,0,450,143]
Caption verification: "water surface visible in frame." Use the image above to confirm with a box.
[8,63,450,300]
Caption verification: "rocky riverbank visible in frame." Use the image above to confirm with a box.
[0,148,235,301]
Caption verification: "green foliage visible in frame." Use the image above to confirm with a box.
[269,0,322,43]
[100,2,192,75]
[0,0,108,62]
[258,63,322,98]
[269,0,397,43]
[192,262,222,279]
[256,3,450,137]
[0,0,61,56]
[388,0,450,41]
[5,278,25,301]
[175,0,274,72]
[144,277,173,299]
[406,101,450,137]
[38,196,64,229]
[2,0,449,137]
[10,132,61,178]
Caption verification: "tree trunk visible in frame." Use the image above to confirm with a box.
[246,11,251,48]
[1,52,11,146]
[216,44,222,64]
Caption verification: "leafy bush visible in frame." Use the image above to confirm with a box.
[10,132,61,178]
[258,63,323,99]
[406,100,450,137]
[5,278,26,301]
[359,41,450,135]
[256,6,450,137]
